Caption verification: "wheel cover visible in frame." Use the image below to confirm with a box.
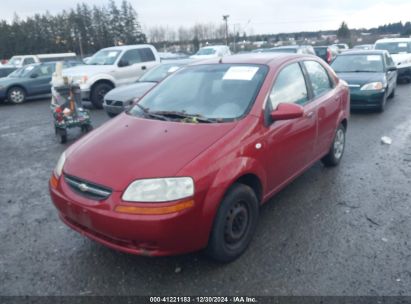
[10,89,24,103]
[333,129,345,160]
[224,201,249,247]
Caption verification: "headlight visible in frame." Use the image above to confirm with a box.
[54,152,66,177]
[122,177,194,202]
[360,82,384,91]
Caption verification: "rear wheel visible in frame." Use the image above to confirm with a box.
[7,87,26,104]
[321,124,346,167]
[206,183,259,263]
[91,83,113,109]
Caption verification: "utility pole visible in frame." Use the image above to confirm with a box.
[222,15,230,46]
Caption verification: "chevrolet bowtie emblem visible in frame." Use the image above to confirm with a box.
[78,183,89,192]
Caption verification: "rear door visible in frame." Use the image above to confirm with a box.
[264,62,318,193]
[28,63,55,95]
[303,60,340,157]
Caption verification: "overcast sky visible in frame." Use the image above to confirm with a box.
[2,0,411,35]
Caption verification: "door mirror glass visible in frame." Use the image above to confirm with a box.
[388,66,397,72]
[30,73,39,78]
[270,103,304,121]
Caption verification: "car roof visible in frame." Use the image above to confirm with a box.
[101,44,154,51]
[339,50,387,56]
[190,53,316,66]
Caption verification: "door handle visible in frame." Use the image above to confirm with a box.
[305,111,314,118]
[142,66,147,70]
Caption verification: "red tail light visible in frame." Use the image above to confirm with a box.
[326,49,332,63]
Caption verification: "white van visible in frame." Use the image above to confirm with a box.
[375,38,411,82]
[190,45,231,59]
[7,53,77,68]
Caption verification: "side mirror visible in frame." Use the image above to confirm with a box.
[30,73,39,79]
[270,103,304,121]
[388,66,397,72]
[118,59,130,67]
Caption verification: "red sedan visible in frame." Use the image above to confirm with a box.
[49,53,350,262]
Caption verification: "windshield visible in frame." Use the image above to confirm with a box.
[8,57,23,66]
[267,48,297,53]
[331,54,384,73]
[139,63,185,83]
[8,65,37,78]
[87,50,121,65]
[375,42,411,54]
[195,48,217,56]
[129,64,268,122]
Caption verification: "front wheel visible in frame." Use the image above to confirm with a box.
[321,124,346,167]
[7,87,26,104]
[206,183,259,263]
[377,93,387,113]
[91,83,113,109]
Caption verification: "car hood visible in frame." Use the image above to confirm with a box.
[104,82,156,102]
[64,114,237,191]
[336,72,385,86]
[62,64,114,77]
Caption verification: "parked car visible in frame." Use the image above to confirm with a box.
[0,61,80,104]
[332,44,350,52]
[190,45,231,59]
[5,53,77,68]
[331,50,397,112]
[62,44,161,108]
[103,60,192,117]
[265,45,316,55]
[353,44,374,50]
[50,53,349,262]
[374,38,411,82]
[0,66,18,78]
[314,46,339,64]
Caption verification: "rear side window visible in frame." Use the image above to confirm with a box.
[304,61,332,97]
[139,48,156,62]
[269,63,308,109]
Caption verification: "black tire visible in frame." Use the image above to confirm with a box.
[60,132,67,144]
[81,124,93,133]
[321,124,346,167]
[376,93,387,113]
[91,83,113,109]
[106,111,118,118]
[7,87,26,104]
[206,183,259,263]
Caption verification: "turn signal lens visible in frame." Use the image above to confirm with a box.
[115,200,194,215]
[50,174,59,189]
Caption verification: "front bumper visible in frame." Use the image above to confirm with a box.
[80,89,91,101]
[49,175,208,256]
[103,100,127,115]
[397,66,411,80]
[349,89,385,109]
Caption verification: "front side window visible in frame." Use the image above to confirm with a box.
[23,58,35,65]
[139,48,155,62]
[120,49,142,65]
[304,61,332,96]
[375,42,411,54]
[269,63,308,110]
[129,64,268,122]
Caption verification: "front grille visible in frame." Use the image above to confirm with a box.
[105,100,123,107]
[64,174,112,200]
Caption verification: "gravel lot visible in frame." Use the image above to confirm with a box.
[0,84,410,296]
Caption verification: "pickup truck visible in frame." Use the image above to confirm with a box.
[62,44,161,108]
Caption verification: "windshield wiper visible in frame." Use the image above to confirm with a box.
[149,111,220,123]
[135,104,171,121]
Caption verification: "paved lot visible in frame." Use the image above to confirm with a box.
[0,85,410,296]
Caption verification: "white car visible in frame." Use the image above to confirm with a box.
[190,45,231,59]
[375,38,411,82]
[6,53,77,68]
[62,44,160,108]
